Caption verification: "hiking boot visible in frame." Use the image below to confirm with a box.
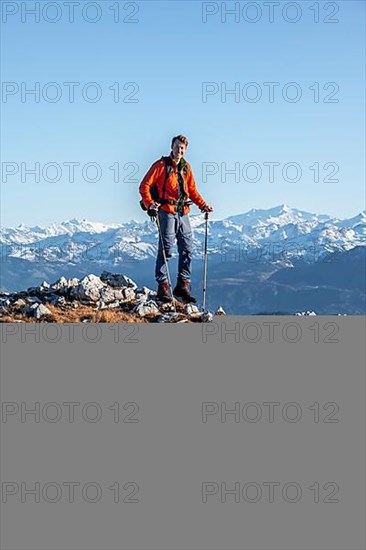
[173,278,197,304]
[157,281,173,303]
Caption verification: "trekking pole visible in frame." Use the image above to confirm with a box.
[154,211,177,314]
[202,212,209,312]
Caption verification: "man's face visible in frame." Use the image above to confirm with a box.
[172,139,187,161]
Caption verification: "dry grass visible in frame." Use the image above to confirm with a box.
[0,299,198,323]
[48,303,151,323]
[0,303,148,324]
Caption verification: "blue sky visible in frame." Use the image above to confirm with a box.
[1,0,365,227]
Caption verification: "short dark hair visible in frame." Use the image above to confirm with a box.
[171,135,189,149]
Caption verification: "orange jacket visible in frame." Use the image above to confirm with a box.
[139,156,207,216]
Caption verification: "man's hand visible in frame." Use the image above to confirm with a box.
[147,202,160,217]
[201,204,213,213]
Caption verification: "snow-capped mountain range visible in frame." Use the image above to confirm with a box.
[1,205,365,266]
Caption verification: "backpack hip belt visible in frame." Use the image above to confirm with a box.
[159,198,193,207]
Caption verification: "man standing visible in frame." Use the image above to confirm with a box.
[139,135,213,303]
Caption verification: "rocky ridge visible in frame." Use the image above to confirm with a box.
[0,271,226,323]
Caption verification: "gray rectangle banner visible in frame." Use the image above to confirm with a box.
[1,317,365,549]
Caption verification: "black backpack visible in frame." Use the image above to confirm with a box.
[139,156,191,211]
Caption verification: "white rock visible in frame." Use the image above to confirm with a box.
[35,304,53,319]
[97,299,120,310]
[23,303,52,319]
[122,287,136,302]
[184,304,200,316]
[70,274,106,303]
[107,302,121,309]
[135,294,148,304]
[13,298,27,308]
[133,300,159,317]
[100,287,119,304]
[51,276,68,290]
[136,286,157,297]
[201,311,214,323]
[112,289,126,301]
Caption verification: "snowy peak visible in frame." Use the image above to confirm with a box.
[0,218,123,244]
[59,218,120,234]
[226,204,331,228]
[1,206,364,266]
[340,211,366,227]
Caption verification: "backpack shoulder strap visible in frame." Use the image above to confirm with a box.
[159,156,189,202]
[160,156,172,201]
[181,159,189,176]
